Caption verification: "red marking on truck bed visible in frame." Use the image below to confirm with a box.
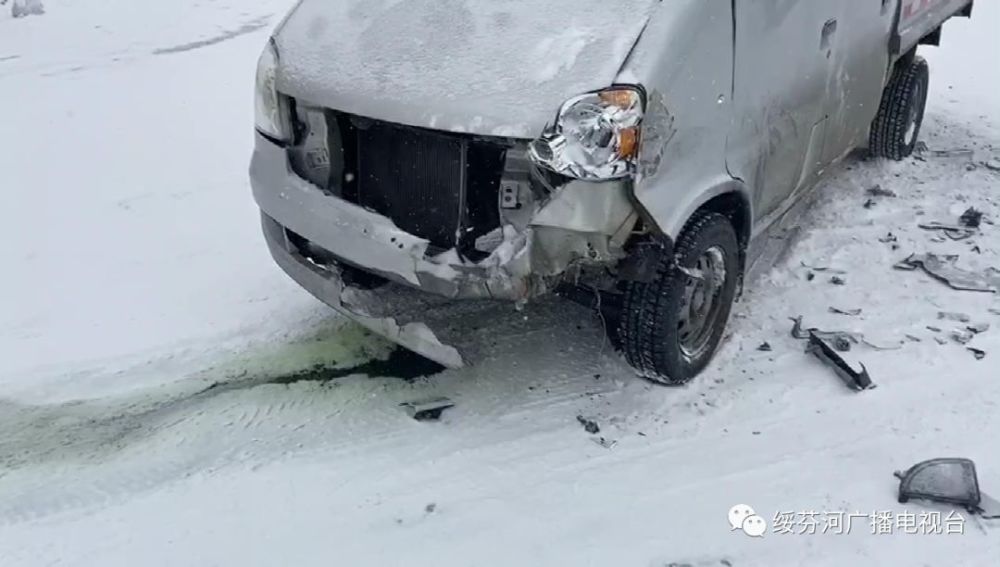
[903,0,939,20]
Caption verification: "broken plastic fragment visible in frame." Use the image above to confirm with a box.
[894,253,1000,293]
[401,397,455,421]
[895,458,1000,518]
[805,332,873,392]
[576,415,600,435]
[829,307,862,317]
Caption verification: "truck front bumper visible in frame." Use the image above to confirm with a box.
[251,132,639,366]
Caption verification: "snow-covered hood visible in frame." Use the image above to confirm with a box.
[273,0,656,139]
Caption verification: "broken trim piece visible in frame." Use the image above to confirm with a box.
[806,332,874,392]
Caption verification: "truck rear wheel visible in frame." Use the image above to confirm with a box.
[617,212,739,385]
[870,56,930,160]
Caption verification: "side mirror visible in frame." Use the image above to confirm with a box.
[895,458,980,508]
[895,458,1000,518]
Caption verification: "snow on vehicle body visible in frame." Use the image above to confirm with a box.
[250,0,975,381]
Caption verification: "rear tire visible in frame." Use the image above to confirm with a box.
[617,212,740,385]
[870,56,930,160]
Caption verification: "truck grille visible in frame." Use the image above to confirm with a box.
[336,114,507,254]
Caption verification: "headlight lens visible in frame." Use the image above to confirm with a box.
[528,86,644,180]
[254,40,290,142]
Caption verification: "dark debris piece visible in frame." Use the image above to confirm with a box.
[830,276,847,286]
[829,307,862,317]
[576,415,600,435]
[757,342,773,352]
[401,397,455,421]
[806,332,874,392]
[866,185,898,198]
[960,207,984,229]
[968,348,987,361]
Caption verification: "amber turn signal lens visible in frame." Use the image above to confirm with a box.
[599,89,640,110]
[617,127,639,159]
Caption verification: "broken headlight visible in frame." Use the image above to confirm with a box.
[254,40,291,143]
[528,86,644,180]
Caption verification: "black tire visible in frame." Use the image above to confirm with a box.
[870,55,930,160]
[617,212,740,385]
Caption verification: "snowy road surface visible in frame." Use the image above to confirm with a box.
[2,2,1000,566]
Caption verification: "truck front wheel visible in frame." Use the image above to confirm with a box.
[870,55,930,160]
[617,212,740,385]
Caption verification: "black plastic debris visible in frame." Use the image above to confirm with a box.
[801,262,846,274]
[879,232,899,244]
[401,397,455,421]
[829,307,862,316]
[968,322,991,334]
[951,330,974,345]
[895,253,1000,293]
[985,158,1000,172]
[576,415,600,435]
[938,311,971,323]
[867,185,898,198]
[757,342,773,352]
[895,458,1000,518]
[918,221,976,241]
[806,332,873,392]
[863,198,877,209]
[791,316,900,351]
[968,348,987,360]
[960,207,984,229]
[830,276,847,286]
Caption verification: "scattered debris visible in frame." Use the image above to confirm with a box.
[984,158,1000,172]
[918,221,976,241]
[960,207,984,229]
[829,276,847,286]
[576,415,600,435]
[401,397,455,421]
[425,503,437,514]
[938,311,971,323]
[935,337,949,345]
[895,458,1000,518]
[806,272,816,282]
[791,317,857,351]
[790,316,900,351]
[927,326,942,333]
[951,330,974,345]
[805,332,874,392]
[905,334,922,343]
[968,322,991,334]
[863,198,877,209]
[866,185,897,198]
[801,262,847,274]
[757,342,773,352]
[879,232,899,244]
[895,253,1000,293]
[914,143,975,160]
[829,307,862,317]
[591,437,617,449]
[968,348,987,360]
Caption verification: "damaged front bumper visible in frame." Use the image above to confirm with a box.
[251,131,640,366]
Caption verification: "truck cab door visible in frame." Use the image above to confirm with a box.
[820,0,897,163]
[726,0,839,220]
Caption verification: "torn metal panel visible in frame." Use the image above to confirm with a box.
[806,332,874,392]
[895,253,1000,293]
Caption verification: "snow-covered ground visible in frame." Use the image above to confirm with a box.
[2,2,999,565]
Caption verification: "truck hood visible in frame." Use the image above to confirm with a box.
[273,0,656,139]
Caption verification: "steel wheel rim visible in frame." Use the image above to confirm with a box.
[677,246,727,359]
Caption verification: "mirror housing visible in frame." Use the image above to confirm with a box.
[895,458,981,509]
